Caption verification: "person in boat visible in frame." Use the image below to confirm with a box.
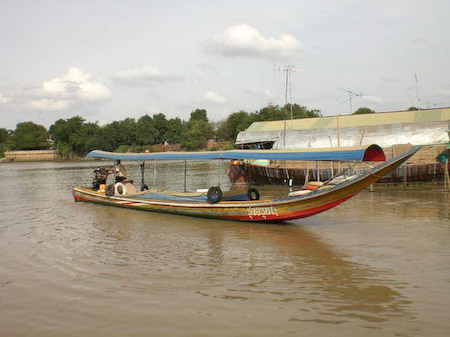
[92,167,109,190]
[113,159,128,183]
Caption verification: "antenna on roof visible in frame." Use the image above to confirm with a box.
[274,65,303,119]
[338,88,368,114]
[274,65,303,148]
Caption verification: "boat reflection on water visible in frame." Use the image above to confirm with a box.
[87,204,414,326]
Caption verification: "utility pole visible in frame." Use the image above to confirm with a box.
[274,65,301,148]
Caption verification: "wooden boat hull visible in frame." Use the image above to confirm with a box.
[228,161,446,185]
[72,147,420,222]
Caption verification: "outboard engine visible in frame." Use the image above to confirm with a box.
[92,167,109,190]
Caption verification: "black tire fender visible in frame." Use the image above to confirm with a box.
[207,186,222,204]
[248,187,260,200]
[105,184,115,197]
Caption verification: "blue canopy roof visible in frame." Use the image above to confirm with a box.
[86,144,385,162]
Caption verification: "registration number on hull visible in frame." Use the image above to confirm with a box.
[247,206,279,218]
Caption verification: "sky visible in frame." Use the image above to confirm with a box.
[0,0,449,129]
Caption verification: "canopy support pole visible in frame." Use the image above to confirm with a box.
[247,161,252,189]
[184,160,187,192]
[316,161,320,182]
[305,161,310,185]
[153,159,157,188]
[217,159,221,187]
[140,161,145,191]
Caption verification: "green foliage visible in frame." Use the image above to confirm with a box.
[217,111,255,141]
[152,113,168,143]
[164,117,183,143]
[10,122,50,150]
[253,104,321,121]
[190,109,208,122]
[0,128,9,144]
[353,107,375,115]
[180,109,213,150]
[49,117,100,157]
[8,102,322,157]
[0,128,9,157]
[181,119,213,151]
[408,106,419,111]
[217,104,321,141]
[135,115,155,145]
[118,118,137,145]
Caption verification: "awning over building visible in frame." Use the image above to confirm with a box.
[235,108,450,149]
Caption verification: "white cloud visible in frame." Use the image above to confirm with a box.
[204,91,226,104]
[0,93,10,104]
[29,98,71,111]
[0,68,111,112]
[78,81,111,101]
[113,66,182,85]
[40,67,111,103]
[204,24,302,60]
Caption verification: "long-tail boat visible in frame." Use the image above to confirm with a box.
[72,145,420,222]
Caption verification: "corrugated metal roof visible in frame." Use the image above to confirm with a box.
[237,108,450,149]
[246,108,450,131]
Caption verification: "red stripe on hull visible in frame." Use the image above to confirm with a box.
[223,194,356,221]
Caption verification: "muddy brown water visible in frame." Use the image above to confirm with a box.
[1,161,449,336]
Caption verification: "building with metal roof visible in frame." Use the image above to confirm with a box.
[236,107,450,150]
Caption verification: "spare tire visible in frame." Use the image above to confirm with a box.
[105,184,115,196]
[248,187,260,200]
[207,186,222,204]
[114,182,127,196]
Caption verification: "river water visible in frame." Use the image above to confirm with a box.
[0,161,449,336]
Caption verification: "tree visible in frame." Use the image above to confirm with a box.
[117,118,137,145]
[49,116,101,156]
[252,104,321,121]
[164,117,183,143]
[180,108,214,150]
[0,128,10,157]
[152,113,168,144]
[99,121,122,152]
[0,128,9,144]
[217,110,254,141]
[189,109,208,122]
[254,105,286,121]
[353,107,375,115]
[181,119,213,150]
[136,115,156,145]
[216,104,321,142]
[215,121,230,141]
[408,106,419,111]
[10,122,49,150]
[289,104,321,118]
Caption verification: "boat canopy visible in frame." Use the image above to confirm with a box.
[86,144,385,162]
